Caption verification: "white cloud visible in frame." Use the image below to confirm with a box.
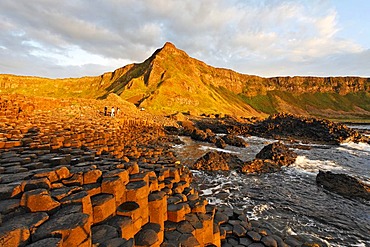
[0,0,368,78]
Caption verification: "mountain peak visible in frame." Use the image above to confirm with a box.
[162,42,176,49]
[153,42,188,58]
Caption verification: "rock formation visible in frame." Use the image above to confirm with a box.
[241,142,297,174]
[192,151,243,171]
[248,113,366,144]
[316,170,370,201]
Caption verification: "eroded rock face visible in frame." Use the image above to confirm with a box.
[241,159,281,174]
[255,142,297,167]
[249,113,366,144]
[241,142,297,174]
[192,151,243,171]
[316,170,370,200]
[221,134,249,148]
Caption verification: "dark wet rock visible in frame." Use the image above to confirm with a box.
[33,212,90,246]
[239,237,253,246]
[164,229,181,241]
[284,235,303,246]
[214,212,229,225]
[232,224,247,237]
[220,224,233,235]
[255,142,297,166]
[120,238,134,247]
[191,129,209,142]
[178,233,200,247]
[100,237,128,247]
[176,220,195,234]
[227,237,239,245]
[222,134,249,148]
[92,224,119,244]
[0,199,20,215]
[192,151,243,171]
[316,170,370,200]
[134,228,159,246]
[241,142,297,174]
[249,113,366,144]
[301,243,323,247]
[185,214,203,229]
[248,243,265,247]
[261,235,278,247]
[271,235,288,247]
[247,231,262,241]
[25,237,62,247]
[215,138,226,149]
[2,212,49,231]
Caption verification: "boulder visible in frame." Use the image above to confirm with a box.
[316,170,370,200]
[221,134,249,148]
[255,142,297,166]
[191,129,209,142]
[241,142,297,174]
[215,138,226,149]
[241,159,280,174]
[192,151,243,171]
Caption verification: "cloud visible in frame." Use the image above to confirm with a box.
[0,0,368,78]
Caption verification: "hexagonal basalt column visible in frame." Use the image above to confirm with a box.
[91,193,116,224]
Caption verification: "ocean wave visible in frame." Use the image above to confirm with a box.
[199,145,240,154]
[288,156,345,175]
[339,142,370,153]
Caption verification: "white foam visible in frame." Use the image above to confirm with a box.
[207,197,223,205]
[246,204,274,220]
[340,142,370,153]
[199,145,239,154]
[242,135,274,144]
[289,156,345,175]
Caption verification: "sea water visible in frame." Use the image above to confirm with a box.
[173,126,370,247]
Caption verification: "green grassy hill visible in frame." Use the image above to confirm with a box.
[1,42,369,120]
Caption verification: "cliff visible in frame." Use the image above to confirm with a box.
[1,42,369,119]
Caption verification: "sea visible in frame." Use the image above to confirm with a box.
[173,125,370,247]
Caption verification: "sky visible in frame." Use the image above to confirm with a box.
[0,0,369,78]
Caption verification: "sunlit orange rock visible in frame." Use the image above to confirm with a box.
[91,193,116,224]
[20,188,60,212]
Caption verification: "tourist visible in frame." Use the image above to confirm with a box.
[104,106,107,116]
[116,107,120,116]
[111,106,115,117]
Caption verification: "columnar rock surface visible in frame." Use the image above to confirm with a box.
[0,95,294,247]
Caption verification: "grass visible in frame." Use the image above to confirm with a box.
[238,91,370,118]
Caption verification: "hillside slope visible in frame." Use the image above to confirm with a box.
[1,42,369,119]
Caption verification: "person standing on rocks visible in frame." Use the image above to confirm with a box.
[116,107,120,116]
[104,106,108,116]
[111,106,115,117]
